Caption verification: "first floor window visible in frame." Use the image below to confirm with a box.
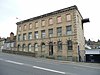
[41,30,45,38]
[34,31,38,39]
[66,25,72,35]
[23,33,26,40]
[18,34,21,41]
[57,27,62,36]
[48,29,53,37]
[28,32,32,40]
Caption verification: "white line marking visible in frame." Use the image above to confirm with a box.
[0,58,66,75]
[33,66,66,74]
[4,60,24,65]
[75,64,100,69]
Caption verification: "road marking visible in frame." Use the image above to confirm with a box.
[33,66,66,74]
[5,60,24,65]
[0,58,66,75]
[75,64,100,70]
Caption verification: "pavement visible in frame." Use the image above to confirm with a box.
[0,52,100,75]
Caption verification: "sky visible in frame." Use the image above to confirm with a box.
[0,0,100,41]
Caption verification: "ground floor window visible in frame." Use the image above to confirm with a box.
[34,43,38,51]
[28,43,32,52]
[22,44,26,52]
[17,44,21,51]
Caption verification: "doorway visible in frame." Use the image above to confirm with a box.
[49,42,53,55]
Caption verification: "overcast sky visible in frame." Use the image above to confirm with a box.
[0,0,100,41]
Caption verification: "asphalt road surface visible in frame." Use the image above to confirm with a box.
[0,52,100,75]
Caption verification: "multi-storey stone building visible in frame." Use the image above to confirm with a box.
[16,5,86,61]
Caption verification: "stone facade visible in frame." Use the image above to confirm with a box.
[16,5,85,61]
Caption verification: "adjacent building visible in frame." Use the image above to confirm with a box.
[2,32,16,50]
[16,5,86,61]
[0,38,5,51]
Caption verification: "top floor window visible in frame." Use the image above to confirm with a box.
[35,22,38,28]
[18,26,21,31]
[57,16,62,23]
[29,23,32,29]
[41,20,45,26]
[66,14,71,21]
[49,18,53,25]
[24,25,27,30]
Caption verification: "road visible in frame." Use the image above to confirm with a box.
[0,52,100,75]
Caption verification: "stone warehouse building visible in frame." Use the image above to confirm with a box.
[16,5,87,61]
